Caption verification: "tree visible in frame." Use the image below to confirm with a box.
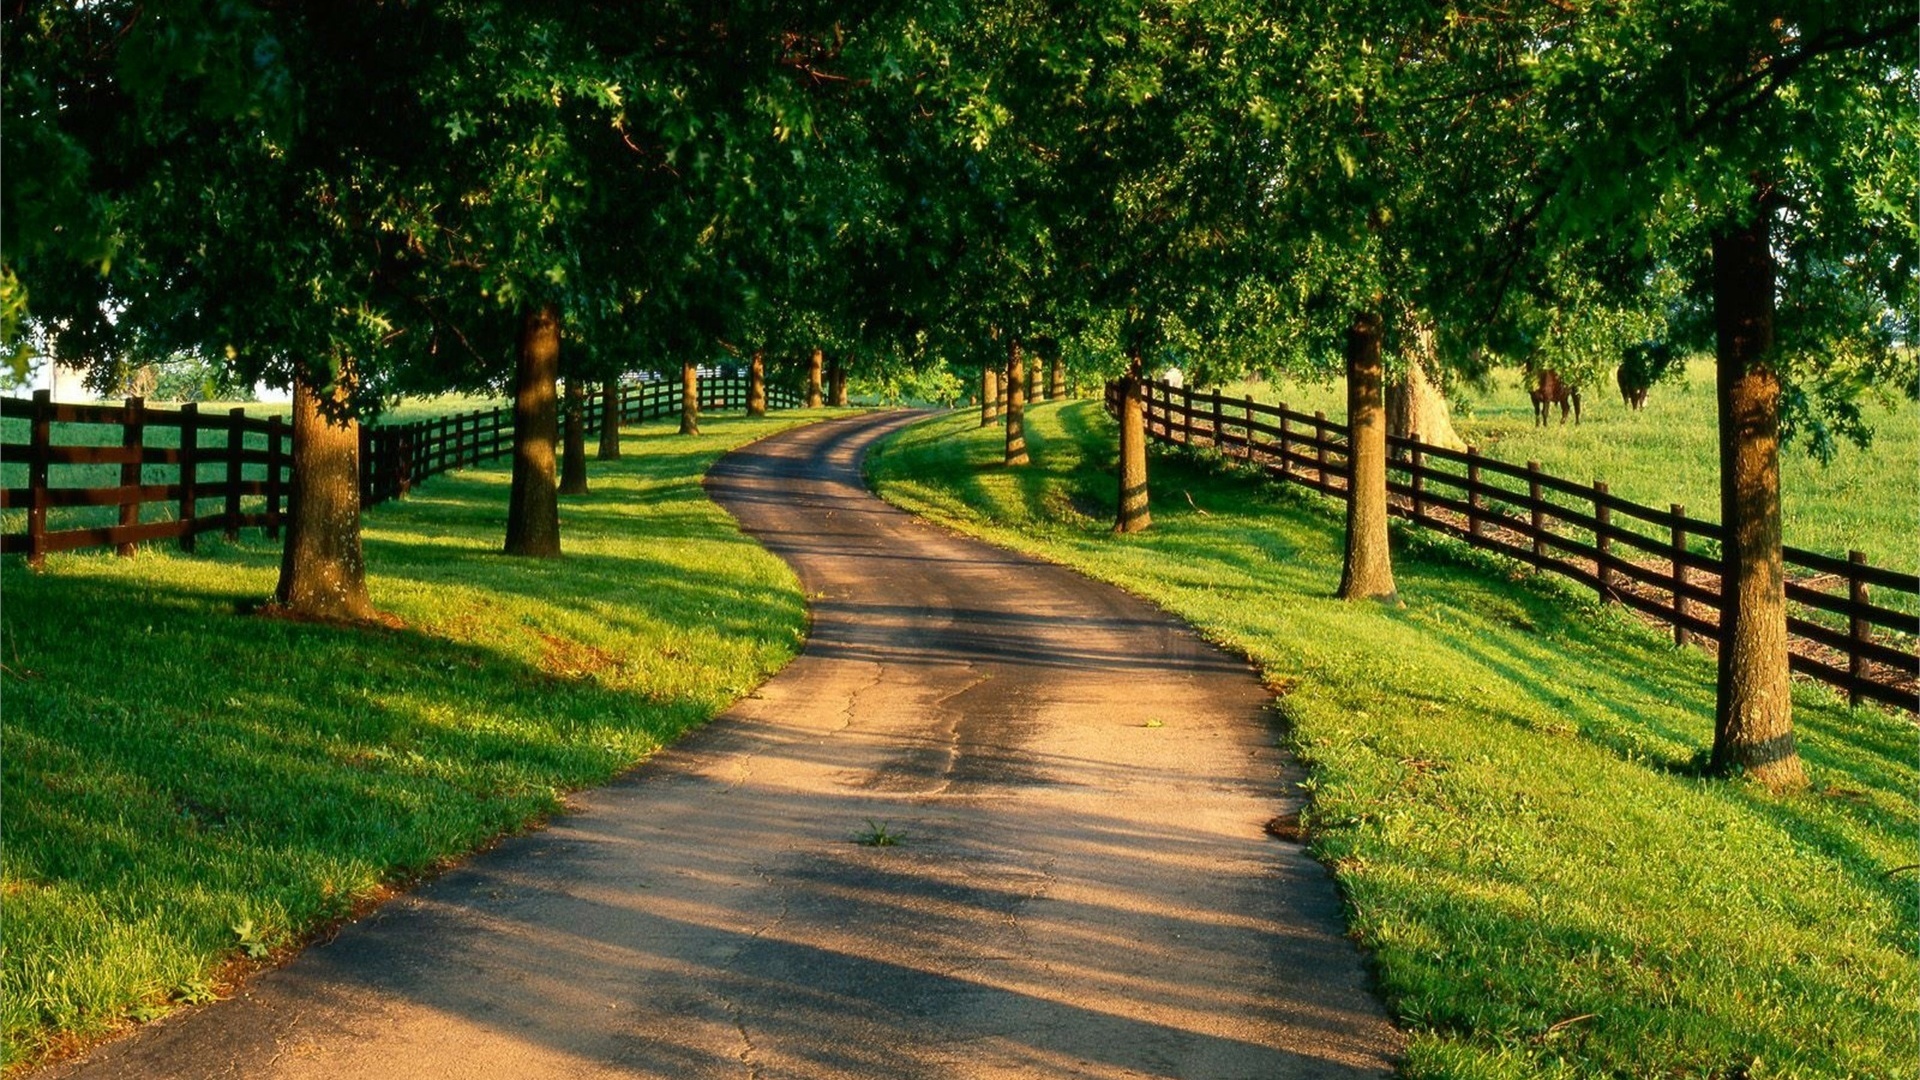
[1114,354,1150,533]
[1003,338,1029,466]
[505,305,562,557]
[1337,313,1398,602]
[1490,3,1913,788]
[598,381,623,459]
[559,375,590,495]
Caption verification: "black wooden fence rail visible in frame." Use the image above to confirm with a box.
[1107,379,1919,712]
[3,373,796,565]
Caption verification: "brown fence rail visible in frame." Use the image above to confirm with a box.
[3,373,797,565]
[1107,379,1919,713]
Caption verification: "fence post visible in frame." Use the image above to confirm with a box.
[1313,411,1329,489]
[26,389,52,567]
[177,402,200,553]
[266,415,285,539]
[1527,460,1545,567]
[1210,388,1223,449]
[1410,436,1425,521]
[1242,396,1255,460]
[1670,504,1689,647]
[1594,480,1612,601]
[392,427,408,498]
[1848,549,1869,708]
[1277,407,1291,479]
[117,396,146,557]
[1466,445,1482,540]
[1182,386,1195,444]
[359,422,375,507]
[225,407,247,539]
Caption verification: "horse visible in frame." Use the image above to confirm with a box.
[1529,369,1581,426]
[1617,341,1675,411]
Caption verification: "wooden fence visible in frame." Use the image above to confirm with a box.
[3,373,797,565]
[1107,378,1920,713]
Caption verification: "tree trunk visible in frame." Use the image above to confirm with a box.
[748,350,767,416]
[505,304,562,557]
[1049,357,1066,400]
[1386,324,1466,451]
[560,378,589,495]
[829,355,850,406]
[1027,352,1043,404]
[597,381,622,460]
[806,348,824,408]
[1338,311,1398,603]
[1711,206,1804,789]
[275,366,377,621]
[1004,338,1029,466]
[679,359,701,436]
[981,363,1000,425]
[1115,363,1150,533]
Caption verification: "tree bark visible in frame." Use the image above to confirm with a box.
[1049,357,1067,400]
[1386,323,1466,451]
[747,350,767,416]
[275,366,378,621]
[1115,362,1150,533]
[1004,338,1029,466]
[560,378,589,495]
[505,304,562,557]
[597,381,622,460]
[1027,352,1043,404]
[806,348,824,408]
[679,359,701,436]
[981,363,1000,425]
[1338,311,1398,603]
[829,354,850,406]
[1711,206,1805,789]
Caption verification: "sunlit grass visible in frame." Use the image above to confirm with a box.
[869,401,1919,1080]
[0,412,826,1068]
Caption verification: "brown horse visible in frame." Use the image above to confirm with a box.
[1529,369,1581,426]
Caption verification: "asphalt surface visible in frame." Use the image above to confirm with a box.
[47,410,1402,1079]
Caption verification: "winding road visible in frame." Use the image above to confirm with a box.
[48,411,1401,1079]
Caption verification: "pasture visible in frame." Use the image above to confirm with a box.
[868,399,1919,1079]
[1234,358,1920,576]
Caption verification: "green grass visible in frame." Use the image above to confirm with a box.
[0,411,828,1069]
[1224,358,1920,575]
[868,401,1919,1079]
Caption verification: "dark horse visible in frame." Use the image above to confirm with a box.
[1528,368,1581,426]
[1617,341,1676,411]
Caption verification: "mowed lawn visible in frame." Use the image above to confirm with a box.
[869,401,1918,1079]
[0,412,826,1069]
[1226,358,1920,576]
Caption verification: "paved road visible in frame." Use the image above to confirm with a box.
[49,411,1401,1079]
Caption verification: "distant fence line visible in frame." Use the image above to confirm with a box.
[2,373,798,565]
[1107,378,1919,713]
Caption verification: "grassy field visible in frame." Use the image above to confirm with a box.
[0,411,835,1069]
[868,401,1918,1079]
[1222,358,1920,575]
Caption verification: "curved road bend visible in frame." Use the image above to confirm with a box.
[49,411,1401,1080]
